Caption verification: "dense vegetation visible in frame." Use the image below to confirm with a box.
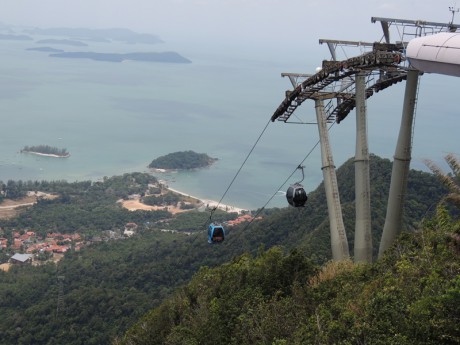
[120,206,460,345]
[0,232,218,345]
[148,150,217,170]
[0,155,453,344]
[21,145,69,157]
[119,154,460,345]
[0,173,170,238]
[142,192,181,206]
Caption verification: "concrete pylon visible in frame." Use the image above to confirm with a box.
[354,73,373,263]
[378,69,420,258]
[315,99,350,261]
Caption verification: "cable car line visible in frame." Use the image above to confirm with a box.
[239,140,319,232]
[239,121,336,233]
[181,116,270,244]
[203,118,272,244]
[203,113,334,243]
[208,118,272,222]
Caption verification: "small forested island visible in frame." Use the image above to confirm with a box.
[26,47,65,53]
[21,145,70,158]
[0,33,33,41]
[36,39,88,47]
[149,150,217,170]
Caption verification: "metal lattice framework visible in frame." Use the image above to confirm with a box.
[371,16,460,44]
[271,16,460,126]
[271,43,407,124]
[269,14,460,262]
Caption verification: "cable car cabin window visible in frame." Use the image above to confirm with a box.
[286,183,308,207]
[208,224,225,244]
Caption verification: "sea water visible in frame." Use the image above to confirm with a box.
[0,33,458,209]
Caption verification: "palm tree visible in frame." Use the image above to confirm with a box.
[425,153,460,209]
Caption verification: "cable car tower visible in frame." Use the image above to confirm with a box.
[271,14,460,262]
[374,16,460,258]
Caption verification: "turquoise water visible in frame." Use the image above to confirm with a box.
[0,34,458,209]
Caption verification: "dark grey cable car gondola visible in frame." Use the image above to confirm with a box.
[286,183,308,207]
[286,165,308,207]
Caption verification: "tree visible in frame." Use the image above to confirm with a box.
[425,153,460,209]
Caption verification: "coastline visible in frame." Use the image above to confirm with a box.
[160,181,248,214]
[21,151,70,158]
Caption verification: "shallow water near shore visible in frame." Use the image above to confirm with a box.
[0,33,458,209]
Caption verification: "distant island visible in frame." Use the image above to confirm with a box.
[49,51,191,63]
[149,151,217,170]
[3,26,192,65]
[21,145,70,158]
[28,27,164,45]
[26,47,64,53]
[0,33,33,41]
[36,39,88,47]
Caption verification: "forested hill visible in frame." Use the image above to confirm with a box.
[120,208,460,345]
[225,154,448,262]
[118,154,459,345]
[148,150,217,170]
[0,155,451,344]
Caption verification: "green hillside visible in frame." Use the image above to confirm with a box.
[119,207,460,345]
[117,154,458,344]
[0,155,451,344]
[226,154,447,263]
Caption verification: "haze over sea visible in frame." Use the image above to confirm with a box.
[0,27,458,209]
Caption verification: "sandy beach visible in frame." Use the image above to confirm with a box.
[160,181,248,214]
[21,151,70,158]
[120,181,248,214]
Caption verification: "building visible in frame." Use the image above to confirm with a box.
[10,253,33,265]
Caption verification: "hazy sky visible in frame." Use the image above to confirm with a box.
[1,0,457,49]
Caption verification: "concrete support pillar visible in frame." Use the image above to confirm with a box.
[378,69,420,258]
[354,73,373,263]
[315,99,350,260]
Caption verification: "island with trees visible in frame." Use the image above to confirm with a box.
[36,39,88,47]
[26,47,65,53]
[21,145,70,158]
[148,150,217,170]
[0,33,33,41]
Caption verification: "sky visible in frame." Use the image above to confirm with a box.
[1,0,457,50]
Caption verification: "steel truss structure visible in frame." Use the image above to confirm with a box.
[270,15,459,262]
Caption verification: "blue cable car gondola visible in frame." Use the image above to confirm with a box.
[286,165,308,207]
[208,223,225,244]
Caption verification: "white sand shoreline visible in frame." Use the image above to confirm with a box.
[160,181,248,214]
[21,151,70,158]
